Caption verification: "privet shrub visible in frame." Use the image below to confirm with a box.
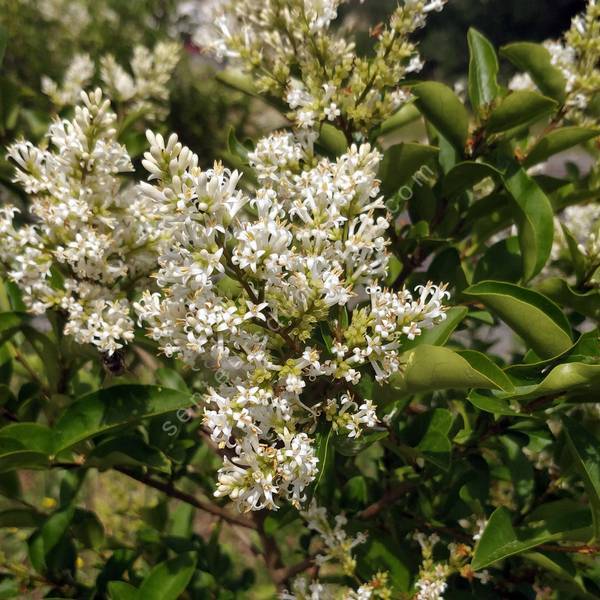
[0,1,599,598]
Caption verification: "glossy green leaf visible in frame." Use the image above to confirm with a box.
[0,423,53,471]
[467,391,522,416]
[0,508,44,528]
[0,25,7,67]
[474,237,522,283]
[21,326,60,392]
[503,165,554,281]
[72,508,105,549]
[391,345,514,393]
[537,278,600,320]
[0,311,28,346]
[318,123,348,157]
[561,416,600,540]
[155,368,189,393]
[503,362,600,403]
[500,42,567,102]
[377,142,438,196]
[28,506,75,573]
[356,536,412,592]
[464,281,572,358]
[53,385,194,453]
[215,69,258,97]
[486,91,557,134]
[472,504,591,570]
[441,161,501,199]
[523,552,597,600]
[375,103,420,137]
[467,28,500,111]
[412,82,469,152]
[415,409,453,470]
[107,581,139,600]
[524,127,600,167]
[86,436,171,473]
[137,552,197,600]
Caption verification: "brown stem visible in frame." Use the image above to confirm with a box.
[357,481,417,520]
[113,466,256,530]
[538,544,600,554]
[253,510,285,587]
[274,556,317,585]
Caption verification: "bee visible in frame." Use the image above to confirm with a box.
[101,350,126,376]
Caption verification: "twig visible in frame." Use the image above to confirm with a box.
[357,481,417,520]
[253,511,285,586]
[114,466,257,530]
[273,556,317,585]
[538,544,600,555]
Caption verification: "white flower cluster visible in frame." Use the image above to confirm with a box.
[42,54,95,108]
[0,90,162,354]
[42,42,181,121]
[509,0,600,123]
[134,129,449,511]
[413,533,449,600]
[281,502,392,600]
[550,202,600,286]
[561,203,600,264]
[198,0,447,132]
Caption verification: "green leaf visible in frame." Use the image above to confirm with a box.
[474,237,522,283]
[560,223,587,284]
[375,103,420,137]
[0,25,8,67]
[463,281,572,358]
[409,408,453,471]
[53,385,194,454]
[537,278,600,320]
[72,508,104,549]
[137,552,197,600]
[311,426,334,502]
[467,391,522,416]
[0,508,44,528]
[472,504,591,570]
[318,123,348,157]
[28,506,75,573]
[487,91,557,135]
[467,28,500,112]
[499,435,534,509]
[523,552,597,600]
[356,536,412,592]
[86,435,171,473]
[441,161,501,199]
[503,362,600,403]
[21,326,60,392]
[155,368,189,393]
[524,127,600,167]
[503,165,554,281]
[391,345,514,393]
[377,143,438,196]
[0,423,53,471]
[561,416,600,540]
[412,82,469,152]
[500,42,567,102]
[215,70,258,97]
[107,581,139,600]
[0,312,28,346]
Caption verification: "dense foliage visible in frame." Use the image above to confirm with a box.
[0,1,599,599]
